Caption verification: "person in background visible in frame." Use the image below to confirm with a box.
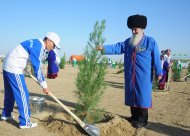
[111,59,116,69]
[72,57,77,68]
[176,60,182,74]
[164,49,171,64]
[97,14,162,128]
[159,52,170,90]
[160,50,165,69]
[47,49,60,79]
[108,58,112,68]
[164,49,172,88]
[1,32,61,129]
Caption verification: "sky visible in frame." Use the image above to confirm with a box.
[0,0,190,61]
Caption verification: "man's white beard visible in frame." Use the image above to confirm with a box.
[129,33,143,46]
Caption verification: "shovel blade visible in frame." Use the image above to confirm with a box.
[83,124,100,136]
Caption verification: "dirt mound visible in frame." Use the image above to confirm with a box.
[98,114,136,136]
[40,112,84,136]
[40,112,137,136]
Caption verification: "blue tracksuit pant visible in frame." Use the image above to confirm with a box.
[2,70,30,126]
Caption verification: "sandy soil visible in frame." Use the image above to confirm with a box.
[0,63,190,136]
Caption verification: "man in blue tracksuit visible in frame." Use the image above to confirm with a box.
[1,32,61,129]
[97,15,162,128]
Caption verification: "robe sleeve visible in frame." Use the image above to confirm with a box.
[152,40,163,76]
[103,42,125,55]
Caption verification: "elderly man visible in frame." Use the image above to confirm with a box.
[97,14,162,128]
[1,32,61,129]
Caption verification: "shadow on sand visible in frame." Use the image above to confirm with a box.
[145,122,190,136]
[119,115,190,136]
[104,81,124,89]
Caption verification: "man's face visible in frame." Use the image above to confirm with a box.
[129,27,144,46]
[131,28,144,35]
[46,39,55,51]
[166,52,171,57]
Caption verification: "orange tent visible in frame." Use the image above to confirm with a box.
[70,55,85,61]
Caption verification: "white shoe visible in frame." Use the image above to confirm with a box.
[1,115,15,121]
[20,122,37,129]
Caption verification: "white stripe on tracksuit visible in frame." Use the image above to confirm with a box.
[2,70,30,126]
[37,47,44,83]
[15,74,30,126]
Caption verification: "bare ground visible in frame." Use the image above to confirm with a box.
[0,63,190,136]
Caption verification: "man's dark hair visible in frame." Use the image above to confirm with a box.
[43,37,56,49]
[43,37,48,41]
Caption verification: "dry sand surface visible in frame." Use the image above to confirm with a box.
[0,63,190,136]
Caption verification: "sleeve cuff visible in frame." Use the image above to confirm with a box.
[40,81,48,89]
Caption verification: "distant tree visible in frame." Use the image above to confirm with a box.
[118,58,124,69]
[116,58,124,74]
[59,53,66,69]
[75,20,107,123]
[185,63,190,81]
[152,74,159,91]
[188,63,190,74]
[172,60,181,81]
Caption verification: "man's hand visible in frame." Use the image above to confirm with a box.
[96,45,103,51]
[43,88,49,94]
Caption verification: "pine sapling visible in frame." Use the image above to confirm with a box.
[172,60,181,81]
[59,53,66,69]
[75,20,107,123]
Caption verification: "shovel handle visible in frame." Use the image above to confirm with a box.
[48,92,85,127]
[27,71,86,128]
[166,69,171,89]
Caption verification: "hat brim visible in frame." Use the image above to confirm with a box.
[55,45,61,49]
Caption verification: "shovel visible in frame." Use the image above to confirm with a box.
[27,71,100,136]
[165,69,171,91]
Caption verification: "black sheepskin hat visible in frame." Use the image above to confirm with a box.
[127,14,147,29]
